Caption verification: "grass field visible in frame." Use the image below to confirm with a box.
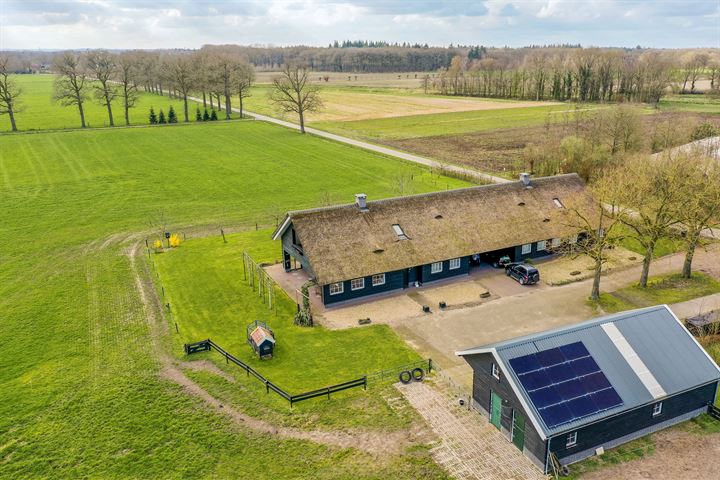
[2,75,232,132]
[0,119,469,478]
[659,94,720,114]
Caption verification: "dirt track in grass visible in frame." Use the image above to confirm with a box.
[127,241,432,456]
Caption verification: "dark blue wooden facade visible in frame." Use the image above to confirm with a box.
[281,223,557,306]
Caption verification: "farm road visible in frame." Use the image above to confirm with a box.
[186,95,510,185]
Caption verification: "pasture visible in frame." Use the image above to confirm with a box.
[0,119,469,478]
[2,74,226,132]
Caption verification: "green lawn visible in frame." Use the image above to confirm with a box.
[658,94,720,114]
[616,224,681,258]
[153,229,424,430]
[0,119,468,478]
[3,74,232,132]
[312,104,605,140]
[592,273,720,314]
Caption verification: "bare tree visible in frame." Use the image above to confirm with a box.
[115,52,140,126]
[236,62,255,119]
[676,152,720,278]
[53,52,89,128]
[0,55,22,131]
[614,154,688,287]
[559,173,626,301]
[269,64,322,133]
[86,50,118,126]
[212,53,240,120]
[164,55,194,122]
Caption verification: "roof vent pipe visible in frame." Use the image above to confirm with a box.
[520,172,531,187]
[355,193,368,211]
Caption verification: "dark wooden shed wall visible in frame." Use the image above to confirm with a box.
[549,381,718,462]
[465,353,547,469]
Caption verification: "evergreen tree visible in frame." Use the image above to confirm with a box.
[210,109,218,121]
[195,107,202,121]
[202,108,210,121]
[149,107,157,124]
[158,109,166,124]
[168,105,178,123]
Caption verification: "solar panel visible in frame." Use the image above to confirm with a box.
[509,353,542,374]
[510,341,623,429]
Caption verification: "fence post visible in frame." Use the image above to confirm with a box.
[266,380,270,394]
[363,376,367,391]
[428,358,433,373]
[327,387,330,400]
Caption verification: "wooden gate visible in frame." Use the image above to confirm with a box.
[511,410,525,451]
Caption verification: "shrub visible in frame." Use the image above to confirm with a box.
[210,109,218,121]
[149,107,157,125]
[158,110,166,124]
[195,107,202,121]
[152,239,163,251]
[169,233,181,247]
[203,109,210,121]
[690,122,718,141]
[168,106,178,124]
[294,309,313,327]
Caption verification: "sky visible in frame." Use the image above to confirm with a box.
[0,0,718,50]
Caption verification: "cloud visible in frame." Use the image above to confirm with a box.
[0,0,717,49]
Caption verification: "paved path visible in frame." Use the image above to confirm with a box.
[187,95,510,185]
[394,247,720,391]
[397,380,547,480]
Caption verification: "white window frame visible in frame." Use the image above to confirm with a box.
[372,273,385,286]
[653,402,663,417]
[491,363,500,380]
[350,278,365,291]
[329,282,344,295]
[521,243,532,255]
[551,238,561,248]
[449,258,461,270]
[566,432,577,448]
[569,234,578,244]
[431,261,443,274]
[537,240,547,251]
[553,197,565,209]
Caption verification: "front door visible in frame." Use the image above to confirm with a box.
[415,265,423,285]
[490,391,502,430]
[403,268,409,288]
[511,410,525,450]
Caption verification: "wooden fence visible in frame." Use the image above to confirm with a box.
[184,339,367,407]
[709,404,720,421]
[242,251,278,310]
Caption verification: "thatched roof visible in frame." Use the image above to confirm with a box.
[274,174,590,285]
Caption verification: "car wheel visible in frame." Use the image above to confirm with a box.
[505,269,511,276]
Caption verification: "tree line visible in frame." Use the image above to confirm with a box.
[0,46,256,131]
[425,48,719,103]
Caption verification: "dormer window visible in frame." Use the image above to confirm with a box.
[392,224,408,240]
[553,198,565,209]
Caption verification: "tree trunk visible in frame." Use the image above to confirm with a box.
[105,93,114,127]
[639,247,653,288]
[202,92,207,109]
[8,106,17,131]
[682,233,699,279]
[225,93,231,120]
[239,96,243,118]
[78,100,86,128]
[590,256,602,301]
[183,95,189,122]
[124,100,130,126]
[299,109,305,133]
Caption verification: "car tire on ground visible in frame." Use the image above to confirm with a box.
[411,367,425,382]
[399,370,413,384]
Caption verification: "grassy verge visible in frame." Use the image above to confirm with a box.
[658,93,720,114]
[590,273,720,314]
[616,224,681,258]
[564,436,654,479]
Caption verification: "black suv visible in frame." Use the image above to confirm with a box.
[506,263,540,285]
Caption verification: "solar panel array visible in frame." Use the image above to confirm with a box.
[509,341,623,429]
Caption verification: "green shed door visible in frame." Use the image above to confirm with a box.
[512,410,525,451]
[490,391,502,429]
